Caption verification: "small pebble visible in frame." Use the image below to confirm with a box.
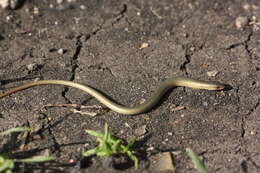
[124,122,130,128]
[58,48,66,54]
[0,0,23,10]
[146,146,155,151]
[9,0,20,9]
[56,0,63,4]
[167,132,173,136]
[235,16,249,29]
[140,43,149,49]
[139,98,146,104]
[250,131,256,135]
[249,16,260,31]
[134,125,147,136]
[69,159,75,163]
[0,0,9,9]
[252,4,259,10]
[207,70,219,77]
[171,105,186,112]
[6,15,13,21]
[203,101,208,107]
[171,150,182,155]
[183,33,188,37]
[243,3,250,10]
[80,5,86,10]
[33,6,40,15]
[26,63,38,71]
[153,152,175,171]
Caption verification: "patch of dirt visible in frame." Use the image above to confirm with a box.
[0,0,259,172]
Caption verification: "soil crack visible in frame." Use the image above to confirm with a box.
[111,4,127,26]
[61,35,83,104]
[61,4,128,103]
[180,53,191,76]
[225,30,253,59]
[244,31,253,59]
[39,112,61,153]
[180,44,204,76]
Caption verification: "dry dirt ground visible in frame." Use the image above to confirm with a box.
[0,0,259,173]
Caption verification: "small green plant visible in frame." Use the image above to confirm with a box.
[186,148,210,173]
[0,127,55,173]
[82,123,138,168]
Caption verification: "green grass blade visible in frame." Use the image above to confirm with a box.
[104,123,109,141]
[111,140,121,151]
[0,159,14,172]
[0,156,5,163]
[6,169,13,173]
[82,149,97,157]
[126,151,138,169]
[0,127,31,136]
[83,123,139,168]
[126,137,136,149]
[85,130,104,138]
[186,148,210,173]
[15,156,55,163]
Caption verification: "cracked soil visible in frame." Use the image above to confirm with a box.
[0,0,259,173]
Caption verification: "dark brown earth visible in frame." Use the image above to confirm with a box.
[0,0,259,173]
